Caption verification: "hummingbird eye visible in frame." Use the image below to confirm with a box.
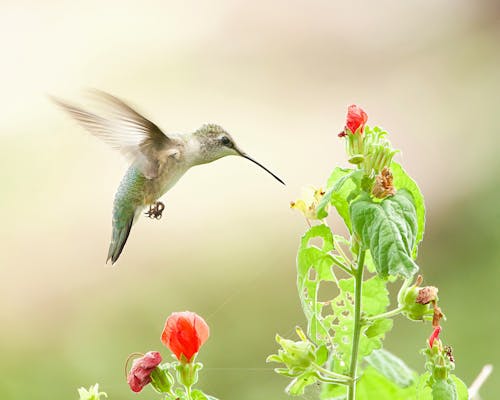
[220,136,232,147]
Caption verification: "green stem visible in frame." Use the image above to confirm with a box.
[365,307,403,322]
[332,235,354,269]
[186,386,193,400]
[313,363,352,382]
[347,248,366,400]
[331,255,354,275]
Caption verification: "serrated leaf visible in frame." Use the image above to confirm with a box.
[297,225,336,343]
[391,161,425,258]
[350,191,419,278]
[365,349,416,387]
[317,168,362,229]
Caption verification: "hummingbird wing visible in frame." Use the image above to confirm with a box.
[52,92,177,179]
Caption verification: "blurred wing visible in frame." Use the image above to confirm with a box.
[52,92,175,179]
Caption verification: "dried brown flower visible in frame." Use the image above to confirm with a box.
[416,286,439,305]
[372,166,396,199]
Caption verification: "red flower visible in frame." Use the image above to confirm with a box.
[428,326,442,348]
[161,311,210,362]
[339,104,368,136]
[127,351,162,393]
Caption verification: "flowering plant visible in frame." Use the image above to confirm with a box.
[78,311,217,400]
[75,105,491,400]
[268,105,474,399]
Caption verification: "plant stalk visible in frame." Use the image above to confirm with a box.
[365,307,403,321]
[347,248,365,400]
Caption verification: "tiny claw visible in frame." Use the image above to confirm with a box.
[145,201,165,219]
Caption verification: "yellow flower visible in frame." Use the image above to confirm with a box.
[290,186,326,220]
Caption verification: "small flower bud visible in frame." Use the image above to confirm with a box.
[267,334,316,377]
[161,311,209,363]
[428,326,442,349]
[338,105,368,164]
[345,105,368,135]
[77,384,107,400]
[149,365,174,394]
[398,283,434,322]
[275,335,316,371]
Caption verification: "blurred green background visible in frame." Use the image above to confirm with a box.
[1,1,499,399]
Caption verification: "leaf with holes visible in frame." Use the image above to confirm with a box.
[330,277,393,374]
[297,224,336,343]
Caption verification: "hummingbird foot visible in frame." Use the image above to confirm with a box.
[145,201,165,220]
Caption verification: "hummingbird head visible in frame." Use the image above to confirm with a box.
[193,124,285,185]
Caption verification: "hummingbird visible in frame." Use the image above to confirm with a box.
[52,91,284,264]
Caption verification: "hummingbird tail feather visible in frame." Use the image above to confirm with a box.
[107,212,135,265]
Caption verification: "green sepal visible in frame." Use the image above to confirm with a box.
[398,283,434,322]
[175,362,202,389]
[286,371,318,396]
[150,364,174,393]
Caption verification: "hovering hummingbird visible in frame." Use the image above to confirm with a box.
[52,91,284,264]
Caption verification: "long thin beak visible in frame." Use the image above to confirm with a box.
[238,151,285,185]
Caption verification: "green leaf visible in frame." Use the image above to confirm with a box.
[451,375,469,400]
[286,371,318,396]
[191,390,219,400]
[365,318,393,338]
[297,225,336,343]
[338,276,390,316]
[320,383,347,399]
[365,349,416,387]
[317,168,362,229]
[350,191,419,278]
[330,277,393,372]
[356,367,419,400]
[391,162,425,258]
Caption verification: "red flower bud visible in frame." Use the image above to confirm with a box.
[428,326,442,348]
[344,104,368,135]
[161,311,210,362]
[127,351,162,393]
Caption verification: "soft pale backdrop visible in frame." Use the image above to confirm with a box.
[1,1,499,399]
